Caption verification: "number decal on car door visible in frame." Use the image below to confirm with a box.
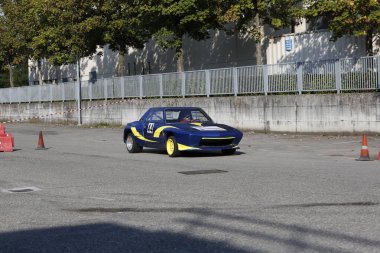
[147,123,155,134]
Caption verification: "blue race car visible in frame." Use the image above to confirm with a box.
[123,107,243,157]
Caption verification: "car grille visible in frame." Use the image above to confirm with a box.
[200,138,234,146]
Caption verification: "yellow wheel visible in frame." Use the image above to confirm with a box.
[166,136,180,157]
[166,138,175,155]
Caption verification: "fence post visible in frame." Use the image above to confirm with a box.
[89,83,93,101]
[159,74,163,98]
[111,78,115,99]
[39,85,42,103]
[296,62,303,95]
[9,89,11,104]
[335,60,341,93]
[20,88,23,103]
[50,85,53,102]
[263,65,269,95]
[17,88,20,103]
[104,79,108,101]
[139,75,143,99]
[181,72,186,98]
[377,56,380,89]
[205,70,211,97]
[62,84,65,102]
[233,67,238,96]
[16,87,20,103]
[28,86,31,103]
[17,88,21,103]
[120,77,125,99]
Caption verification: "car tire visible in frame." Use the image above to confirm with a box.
[166,136,180,157]
[126,133,143,153]
[221,148,236,155]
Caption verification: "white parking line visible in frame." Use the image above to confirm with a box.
[331,141,359,145]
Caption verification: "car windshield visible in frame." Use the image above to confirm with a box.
[165,109,213,124]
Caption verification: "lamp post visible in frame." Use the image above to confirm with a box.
[76,57,82,125]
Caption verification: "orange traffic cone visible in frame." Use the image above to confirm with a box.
[356,133,371,161]
[36,131,47,150]
[0,124,14,152]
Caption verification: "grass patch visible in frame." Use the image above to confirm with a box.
[85,122,123,129]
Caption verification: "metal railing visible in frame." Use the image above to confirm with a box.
[1,56,379,104]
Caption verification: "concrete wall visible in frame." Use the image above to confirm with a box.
[1,93,380,134]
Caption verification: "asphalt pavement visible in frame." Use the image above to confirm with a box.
[1,123,380,253]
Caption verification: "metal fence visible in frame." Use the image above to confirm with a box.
[1,56,379,104]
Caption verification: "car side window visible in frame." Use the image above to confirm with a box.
[146,110,164,122]
[191,111,209,122]
[165,110,180,123]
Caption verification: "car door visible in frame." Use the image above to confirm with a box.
[143,109,164,147]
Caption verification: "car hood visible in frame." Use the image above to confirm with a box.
[169,122,237,132]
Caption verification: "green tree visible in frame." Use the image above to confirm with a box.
[136,0,223,72]
[0,0,30,87]
[25,0,107,124]
[219,0,303,64]
[1,0,106,85]
[304,0,380,55]
[102,0,152,76]
[220,0,301,33]
[28,0,106,66]
[18,0,107,85]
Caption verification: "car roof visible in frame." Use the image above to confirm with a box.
[149,107,202,110]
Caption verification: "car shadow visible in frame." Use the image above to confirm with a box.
[142,148,245,158]
[180,150,245,158]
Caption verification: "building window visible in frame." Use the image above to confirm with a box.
[89,71,97,83]
[307,17,329,31]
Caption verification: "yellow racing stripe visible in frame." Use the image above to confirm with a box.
[153,126,178,138]
[131,127,157,143]
[178,143,200,151]
[190,122,202,126]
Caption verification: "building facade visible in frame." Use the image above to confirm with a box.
[28,22,374,85]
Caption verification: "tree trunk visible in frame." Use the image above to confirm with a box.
[366,30,373,56]
[254,14,263,65]
[8,64,14,87]
[55,66,60,84]
[176,47,184,72]
[234,27,239,66]
[37,60,43,85]
[116,53,126,77]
